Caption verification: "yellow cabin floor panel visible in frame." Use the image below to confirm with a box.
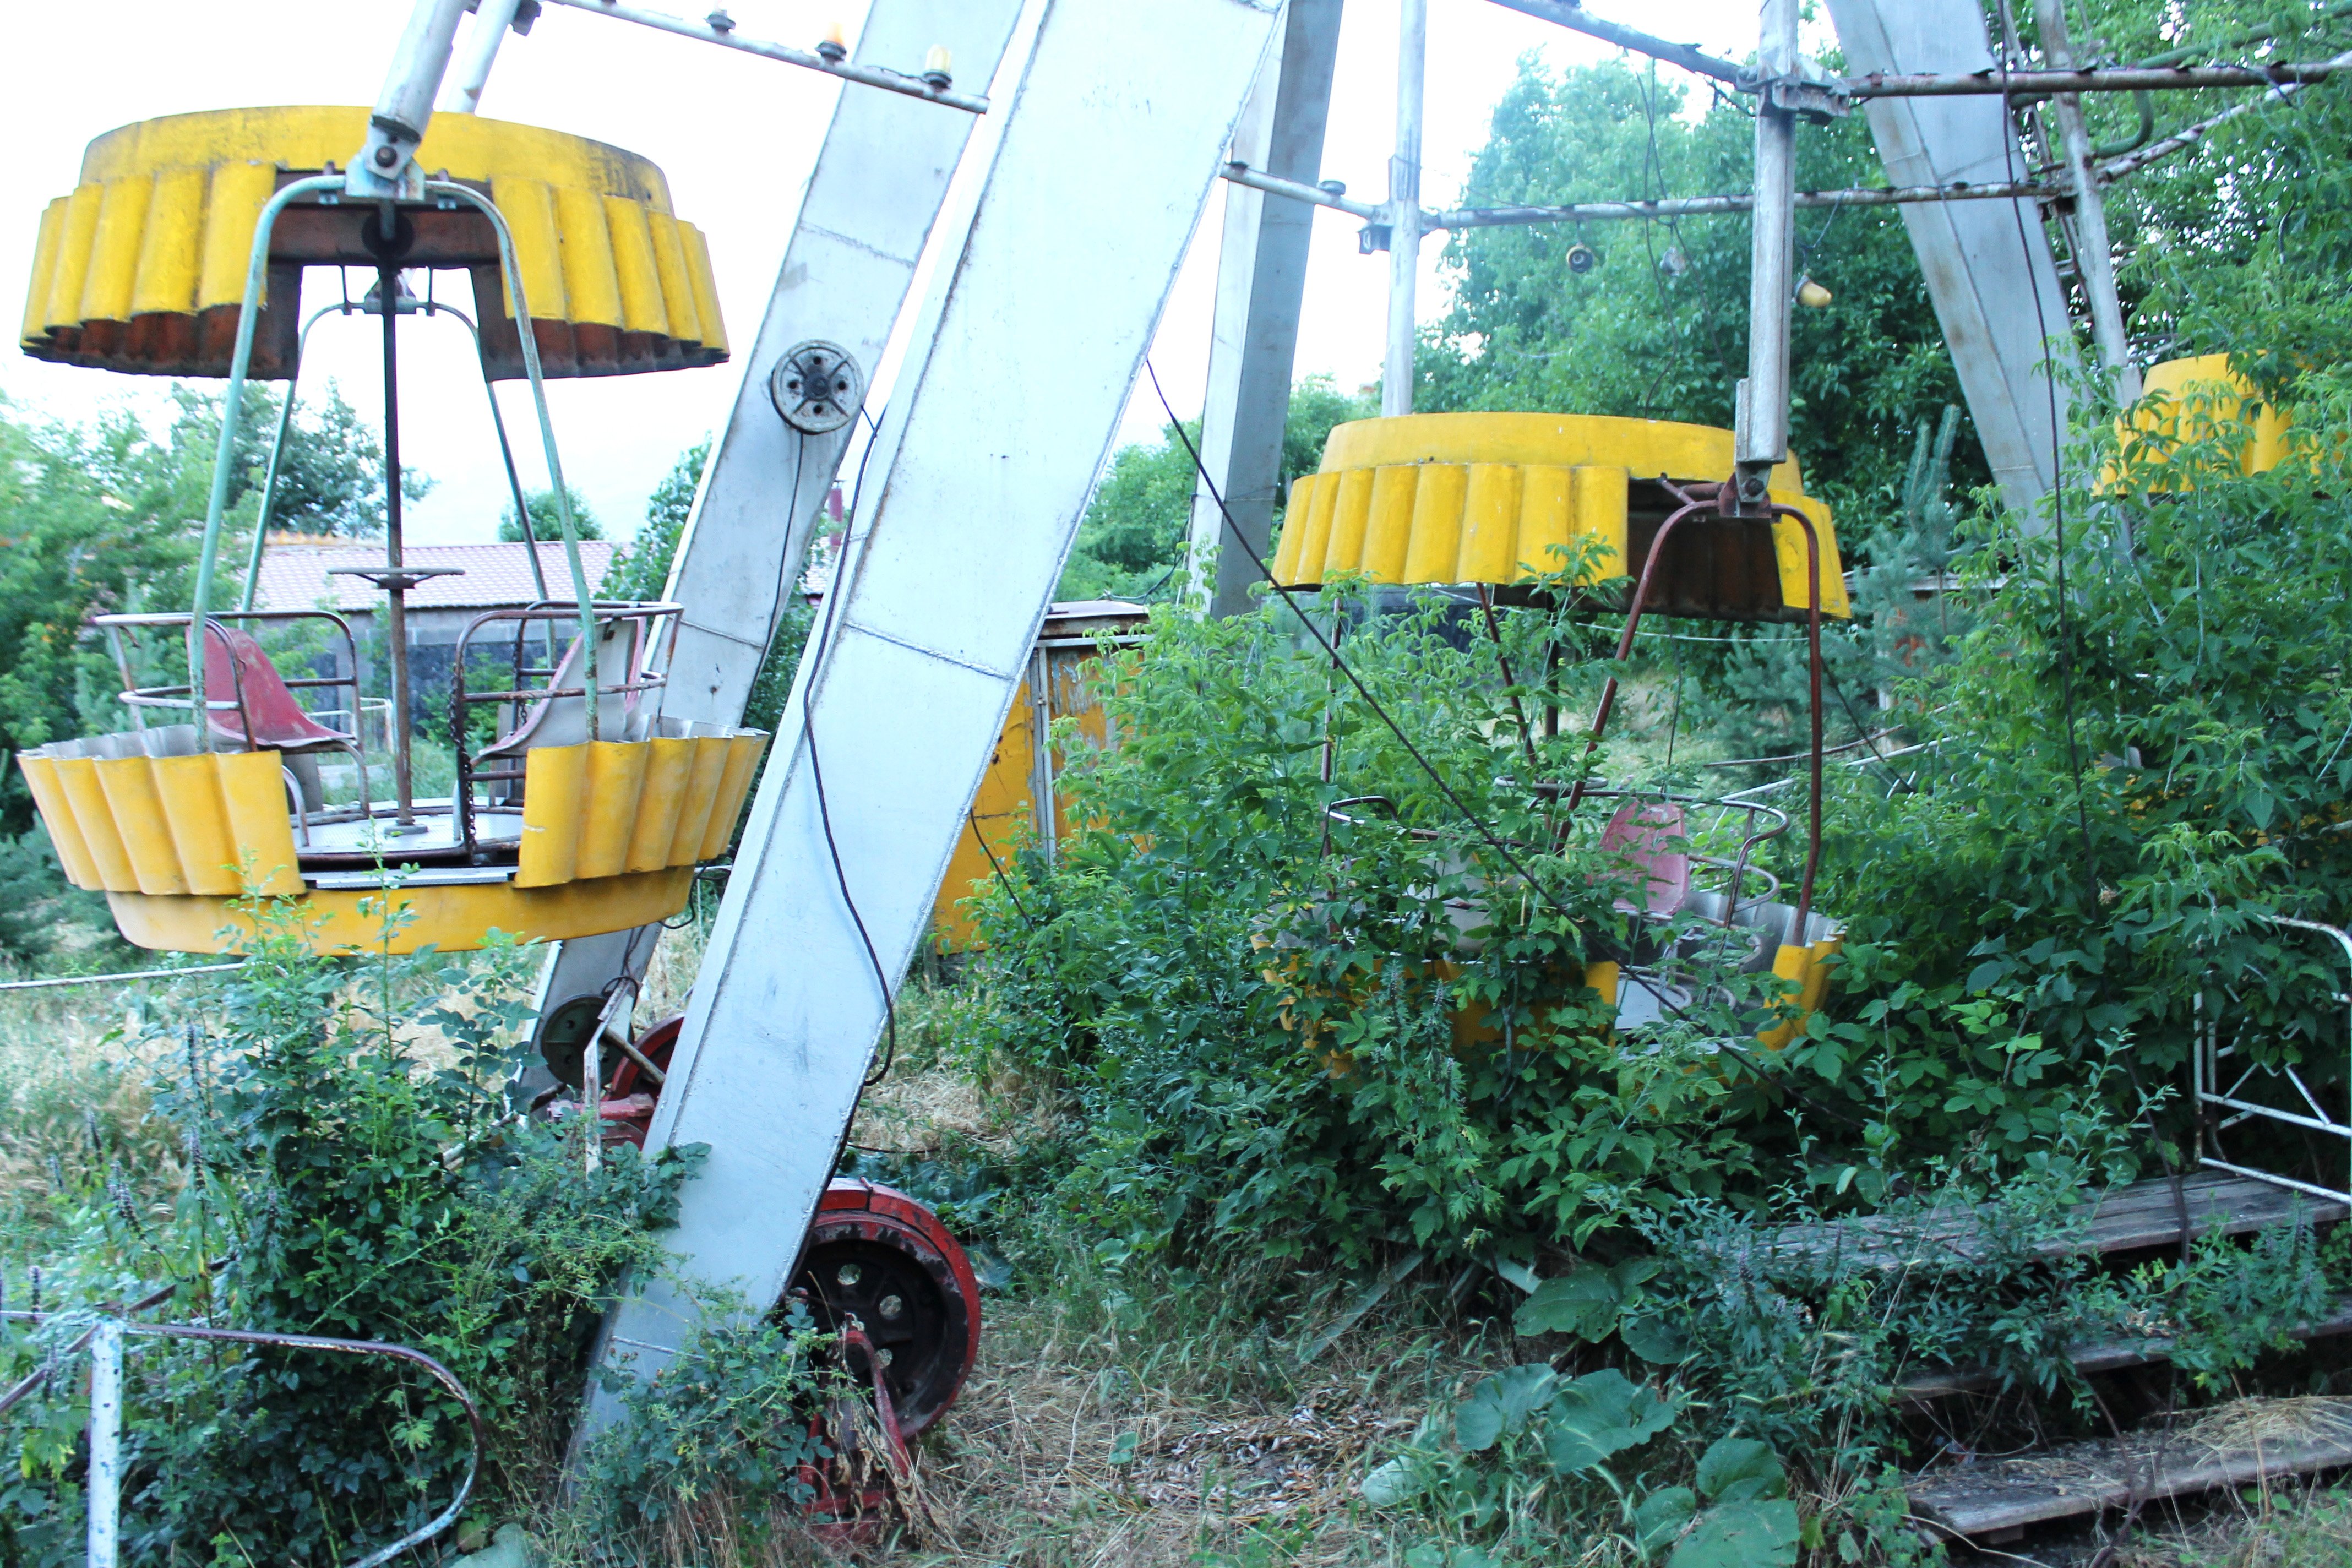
[107,867,693,955]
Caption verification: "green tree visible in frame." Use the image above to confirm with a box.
[1422,58,1983,524]
[1058,375,1375,602]
[499,485,602,543]
[604,437,709,602]
[231,382,432,538]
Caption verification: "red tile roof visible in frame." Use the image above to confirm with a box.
[252,541,619,613]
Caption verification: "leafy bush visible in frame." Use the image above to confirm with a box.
[956,584,1806,1280]
[0,915,701,1565]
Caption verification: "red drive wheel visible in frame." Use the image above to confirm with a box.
[597,1014,682,1149]
[786,1178,983,1439]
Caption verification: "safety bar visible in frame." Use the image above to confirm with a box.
[2195,914,2352,1205]
[448,601,682,847]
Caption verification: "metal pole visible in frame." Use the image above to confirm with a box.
[350,0,475,199]
[1735,0,1800,505]
[1843,59,2352,96]
[535,0,991,115]
[86,1318,123,1568]
[1487,0,1749,85]
[380,257,416,828]
[1385,0,1427,418]
[2034,0,2140,402]
[239,326,309,614]
[444,0,525,113]
[424,181,602,741]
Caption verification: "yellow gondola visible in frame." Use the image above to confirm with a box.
[15,110,761,955]
[1275,412,1850,1042]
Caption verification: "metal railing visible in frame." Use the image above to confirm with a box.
[1,1306,482,1568]
[2196,914,2352,1206]
[449,600,682,850]
[96,610,373,841]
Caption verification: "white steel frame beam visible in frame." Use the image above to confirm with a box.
[527,0,1025,1064]
[589,0,1281,1395]
[1823,0,2078,526]
[1186,0,1345,619]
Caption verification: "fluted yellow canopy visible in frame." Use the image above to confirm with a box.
[1271,412,1849,623]
[24,106,727,380]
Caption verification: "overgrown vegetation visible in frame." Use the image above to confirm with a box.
[11,1,2352,1563]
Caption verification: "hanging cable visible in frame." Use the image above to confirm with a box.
[787,405,904,1088]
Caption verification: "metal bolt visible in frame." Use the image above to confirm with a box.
[1319,179,1348,199]
[836,1262,862,1287]
[374,145,400,168]
[706,9,734,32]
[878,1294,904,1320]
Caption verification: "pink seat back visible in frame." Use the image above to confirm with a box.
[1599,801,1690,919]
[202,626,350,751]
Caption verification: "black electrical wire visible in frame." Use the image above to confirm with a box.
[792,405,904,1088]
[1144,362,1592,934]
[967,811,1037,928]
[1147,364,1862,1123]
[1995,0,2103,908]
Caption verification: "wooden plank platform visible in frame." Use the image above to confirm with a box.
[1909,1397,2352,1541]
[1767,1171,2348,1272]
[1895,1298,2352,1401]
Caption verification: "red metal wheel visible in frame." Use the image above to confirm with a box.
[596,1013,682,1149]
[785,1178,983,1439]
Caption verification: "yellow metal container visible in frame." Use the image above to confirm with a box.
[22,106,727,379]
[930,601,1148,951]
[2108,353,2297,487]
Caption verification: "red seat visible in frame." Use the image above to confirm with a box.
[1599,800,1690,919]
[202,625,352,752]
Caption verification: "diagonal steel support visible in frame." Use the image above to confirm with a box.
[526,0,1025,1072]
[1185,0,1344,618]
[585,0,1283,1410]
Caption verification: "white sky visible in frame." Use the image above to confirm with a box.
[0,1,1776,548]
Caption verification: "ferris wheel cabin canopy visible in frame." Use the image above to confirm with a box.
[1272,411,1850,622]
[22,106,728,379]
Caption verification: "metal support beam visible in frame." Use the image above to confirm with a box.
[1735,0,1799,502]
[1825,0,2077,525]
[526,0,1024,1080]
[1843,59,2352,96]
[1484,0,1747,86]
[538,0,990,114]
[350,0,474,199]
[1186,0,1345,618]
[443,0,527,115]
[2034,0,2139,404]
[586,0,1280,1408]
[1385,0,1427,417]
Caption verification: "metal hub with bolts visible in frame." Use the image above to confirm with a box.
[770,341,864,434]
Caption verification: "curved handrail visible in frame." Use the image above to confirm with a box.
[0,1310,483,1568]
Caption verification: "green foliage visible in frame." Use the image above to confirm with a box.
[1361,1363,1797,1568]
[499,484,603,542]
[238,382,432,539]
[1058,376,1375,603]
[0,915,700,1565]
[957,580,1794,1279]
[605,438,709,603]
[579,1298,834,1549]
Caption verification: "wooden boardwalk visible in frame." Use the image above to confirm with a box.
[1910,1398,2352,1542]
[1768,1170,2346,1272]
